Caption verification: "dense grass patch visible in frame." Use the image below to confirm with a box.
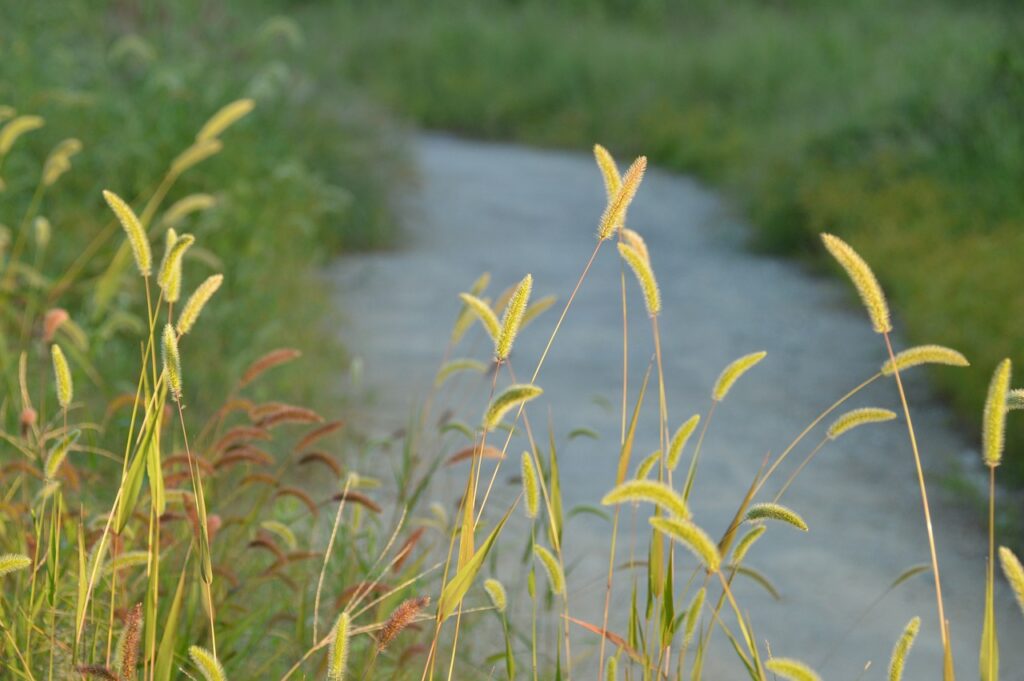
[306,0,1024,482]
[1,0,403,414]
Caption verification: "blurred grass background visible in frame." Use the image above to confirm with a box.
[299,0,1024,483]
[1,0,406,415]
[5,0,1024,482]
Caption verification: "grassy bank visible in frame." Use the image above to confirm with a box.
[305,0,1024,482]
[1,0,403,415]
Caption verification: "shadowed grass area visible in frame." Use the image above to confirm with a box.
[303,0,1024,482]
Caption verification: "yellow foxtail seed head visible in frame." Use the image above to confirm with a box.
[881,344,968,376]
[42,138,82,186]
[188,646,226,681]
[888,616,920,681]
[982,358,1012,467]
[826,407,897,440]
[683,588,705,646]
[618,242,660,316]
[621,228,650,263]
[533,545,565,595]
[34,216,50,249]
[483,384,542,429]
[634,450,661,480]
[0,553,32,577]
[765,658,822,681]
[158,231,195,303]
[602,479,690,520]
[0,115,45,156]
[51,343,72,409]
[196,98,255,142]
[521,451,539,519]
[821,233,891,333]
[746,502,808,532]
[496,273,532,360]
[712,351,766,402]
[667,414,700,471]
[649,517,720,572]
[484,578,507,613]
[457,292,500,342]
[593,144,621,200]
[1008,388,1024,411]
[606,656,618,681]
[162,324,183,401]
[171,138,223,176]
[998,546,1024,617]
[103,190,152,276]
[162,193,217,227]
[327,610,352,679]
[598,155,646,240]
[177,274,224,335]
[731,525,766,565]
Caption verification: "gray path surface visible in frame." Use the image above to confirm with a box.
[330,134,1024,679]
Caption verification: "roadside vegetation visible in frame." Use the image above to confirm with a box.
[1,0,403,415]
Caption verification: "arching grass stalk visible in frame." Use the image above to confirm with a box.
[313,474,355,643]
[597,234,632,681]
[883,331,952,673]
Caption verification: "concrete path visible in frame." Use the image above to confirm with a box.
[330,134,1024,679]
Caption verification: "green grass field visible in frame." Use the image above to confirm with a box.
[305,0,1024,483]
[1,0,403,416]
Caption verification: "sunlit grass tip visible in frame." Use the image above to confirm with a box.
[999,546,1024,617]
[0,553,31,577]
[821,233,891,333]
[667,414,700,471]
[712,351,766,402]
[621,228,650,263]
[982,358,1011,467]
[765,657,822,681]
[327,612,350,681]
[188,645,226,681]
[593,143,621,199]
[177,274,224,335]
[0,114,44,156]
[496,273,532,360]
[731,525,767,565]
[162,323,183,401]
[683,587,705,646]
[458,292,500,342]
[618,242,660,317]
[521,451,539,519]
[1008,389,1024,411]
[881,344,968,376]
[51,342,73,409]
[484,578,507,613]
[197,98,255,142]
[103,189,152,276]
[598,155,647,240]
[888,616,920,681]
[826,407,897,440]
[162,193,217,227]
[602,479,690,520]
[746,503,808,532]
[483,384,543,429]
[158,230,195,303]
[649,517,720,572]
[533,544,565,595]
